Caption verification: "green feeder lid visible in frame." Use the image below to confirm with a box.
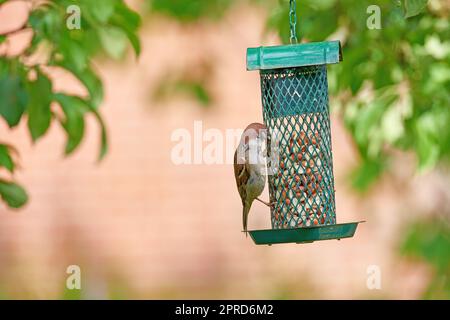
[247,40,342,71]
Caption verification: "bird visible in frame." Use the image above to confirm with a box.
[234,122,272,235]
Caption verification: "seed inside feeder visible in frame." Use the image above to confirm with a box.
[267,113,331,228]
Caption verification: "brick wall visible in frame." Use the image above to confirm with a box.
[0,3,434,299]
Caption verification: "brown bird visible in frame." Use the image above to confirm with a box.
[234,123,272,234]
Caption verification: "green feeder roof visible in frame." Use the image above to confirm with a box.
[247,40,342,71]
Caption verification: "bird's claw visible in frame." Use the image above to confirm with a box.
[256,197,276,209]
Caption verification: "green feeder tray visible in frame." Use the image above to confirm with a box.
[248,222,363,246]
[246,40,361,245]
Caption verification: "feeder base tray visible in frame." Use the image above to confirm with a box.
[248,222,363,245]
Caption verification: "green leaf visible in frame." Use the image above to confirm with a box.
[149,0,233,22]
[403,0,428,18]
[114,1,141,30]
[78,68,104,108]
[59,37,89,72]
[99,26,128,60]
[0,180,28,208]
[58,63,104,108]
[350,158,385,192]
[0,144,15,172]
[399,218,450,299]
[26,71,53,141]
[0,35,6,44]
[110,1,142,56]
[72,95,108,161]
[153,78,212,107]
[94,109,108,161]
[54,93,88,155]
[123,30,140,57]
[62,284,82,300]
[87,0,116,23]
[400,219,450,273]
[353,101,384,146]
[0,72,28,128]
[82,107,108,162]
[415,111,441,172]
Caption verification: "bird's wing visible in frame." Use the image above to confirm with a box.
[234,149,250,205]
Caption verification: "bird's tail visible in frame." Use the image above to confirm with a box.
[242,202,251,237]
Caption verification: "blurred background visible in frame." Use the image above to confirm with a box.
[0,0,448,299]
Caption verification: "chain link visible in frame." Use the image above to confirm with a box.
[289,0,298,44]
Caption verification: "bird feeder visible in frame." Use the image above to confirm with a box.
[245,2,361,245]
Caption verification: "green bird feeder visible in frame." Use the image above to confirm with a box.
[246,0,361,245]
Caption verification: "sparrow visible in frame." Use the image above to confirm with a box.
[234,122,272,234]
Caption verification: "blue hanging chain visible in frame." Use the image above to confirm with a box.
[289,0,298,44]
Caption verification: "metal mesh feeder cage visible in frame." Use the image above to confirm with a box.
[246,41,362,245]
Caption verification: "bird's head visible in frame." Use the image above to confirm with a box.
[238,123,267,166]
[242,122,266,145]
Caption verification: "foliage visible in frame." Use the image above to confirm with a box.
[0,1,447,200]
[267,0,450,191]
[0,0,140,208]
[400,217,450,299]
[145,4,449,299]
[153,78,212,107]
[147,0,449,191]
[145,0,235,22]
[151,59,215,108]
